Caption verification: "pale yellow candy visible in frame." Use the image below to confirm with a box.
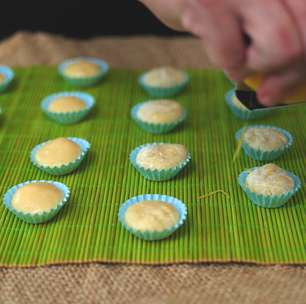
[125,200,179,232]
[12,183,64,214]
[36,137,81,167]
[136,144,188,170]
[143,67,186,87]
[246,163,294,196]
[137,100,183,124]
[48,96,86,113]
[64,61,101,78]
[242,127,288,151]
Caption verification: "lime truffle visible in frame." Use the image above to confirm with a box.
[64,60,101,78]
[137,99,183,124]
[136,143,188,170]
[11,182,64,214]
[35,137,81,167]
[124,200,179,232]
[246,163,294,196]
[48,96,86,113]
[242,126,288,151]
[143,67,186,88]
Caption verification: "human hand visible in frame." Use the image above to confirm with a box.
[139,0,187,31]
[181,0,306,105]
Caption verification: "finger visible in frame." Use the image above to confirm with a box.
[139,0,187,31]
[182,0,247,71]
[257,64,306,105]
[241,0,302,72]
[224,67,252,82]
[282,0,306,53]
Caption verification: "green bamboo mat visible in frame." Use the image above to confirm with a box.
[0,66,305,267]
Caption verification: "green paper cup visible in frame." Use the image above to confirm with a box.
[131,102,187,134]
[3,180,70,224]
[238,168,301,208]
[30,137,90,176]
[0,66,14,93]
[138,72,189,97]
[236,125,293,161]
[118,194,187,240]
[58,57,109,87]
[41,92,95,124]
[225,89,271,120]
[130,143,191,181]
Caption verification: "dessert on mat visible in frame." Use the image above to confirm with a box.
[31,137,90,175]
[242,126,289,151]
[3,181,70,224]
[137,99,184,124]
[142,67,187,88]
[63,60,101,78]
[11,182,64,214]
[245,163,294,196]
[130,143,191,181]
[139,66,189,97]
[47,96,86,113]
[118,194,187,240]
[58,57,109,87]
[131,99,187,133]
[124,200,179,232]
[238,163,301,208]
[35,137,81,166]
[136,143,188,170]
[41,92,95,124]
[235,125,293,161]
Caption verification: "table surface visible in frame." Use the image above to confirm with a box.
[0,32,305,304]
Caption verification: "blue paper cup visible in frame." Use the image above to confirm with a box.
[131,102,187,134]
[225,89,271,120]
[138,72,189,97]
[58,57,109,87]
[3,180,70,224]
[118,194,187,240]
[41,92,95,124]
[130,143,191,181]
[238,168,301,208]
[0,66,14,93]
[30,137,90,176]
[236,125,293,161]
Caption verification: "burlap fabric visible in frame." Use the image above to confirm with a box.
[0,32,305,304]
[0,32,209,68]
[1,264,305,304]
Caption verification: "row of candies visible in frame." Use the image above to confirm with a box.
[1,58,301,241]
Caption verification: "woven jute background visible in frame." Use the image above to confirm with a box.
[1,264,305,304]
[0,32,305,304]
[0,32,210,68]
